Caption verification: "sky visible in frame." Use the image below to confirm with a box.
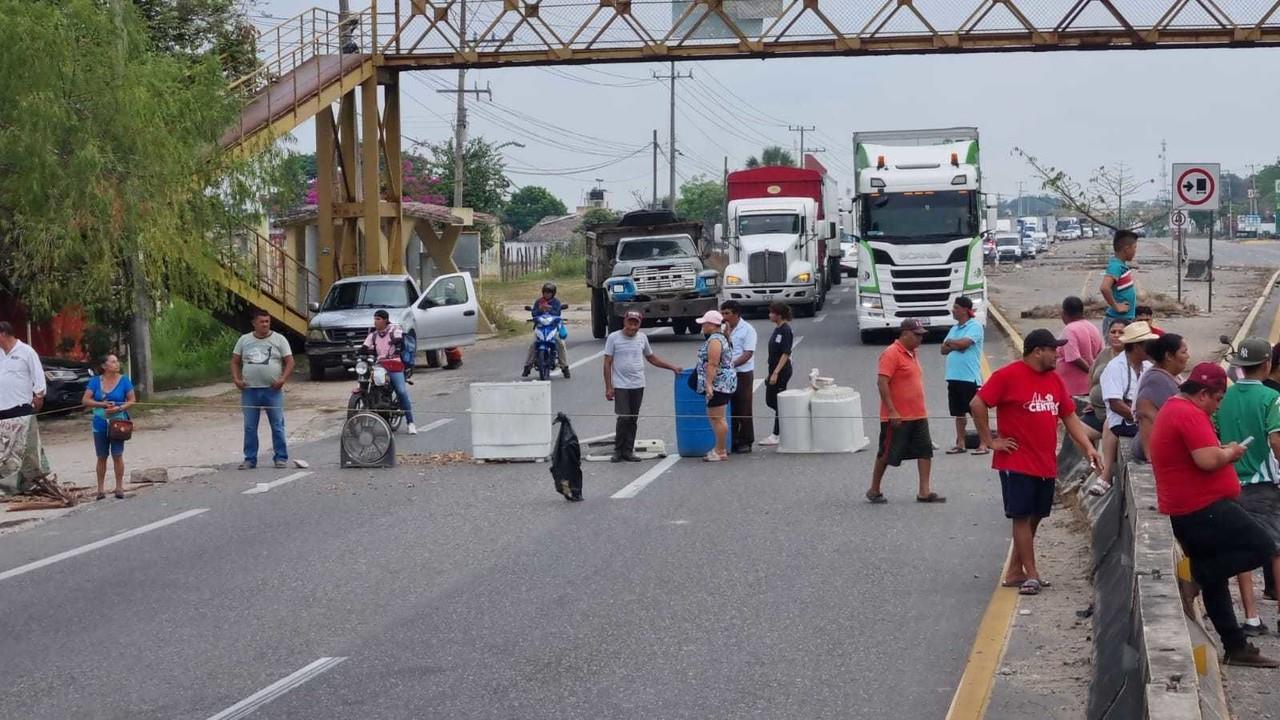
[249,0,1280,213]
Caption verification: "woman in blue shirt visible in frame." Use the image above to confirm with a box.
[81,354,136,500]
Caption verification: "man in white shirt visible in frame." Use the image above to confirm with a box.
[603,311,682,462]
[1094,320,1157,494]
[720,301,758,453]
[0,321,46,419]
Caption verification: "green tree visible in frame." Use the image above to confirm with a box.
[424,137,512,219]
[746,146,797,168]
[132,0,256,78]
[506,186,568,234]
[0,0,249,321]
[676,176,725,230]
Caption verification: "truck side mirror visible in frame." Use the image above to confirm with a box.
[714,223,723,244]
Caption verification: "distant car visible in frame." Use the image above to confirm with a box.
[995,233,1022,262]
[1033,231,1050,252]
[41,356,93,413]
[839,236,859,277]
[1021,235,1038,259]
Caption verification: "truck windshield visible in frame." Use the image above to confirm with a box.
[738,214,800,236]
[1056,219,1077,231]
[617,236,696,261]
[320,281,414,311]
[862,191,976,242]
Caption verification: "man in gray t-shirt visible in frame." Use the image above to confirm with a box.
[231,310,295,469]
[603,311,682,462]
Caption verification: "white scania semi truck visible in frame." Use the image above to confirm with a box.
[852,127,989,343]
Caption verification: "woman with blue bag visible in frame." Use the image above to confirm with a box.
[81,354,136,500]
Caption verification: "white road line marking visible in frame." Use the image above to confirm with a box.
[831,297,842,305]
[794,336,805,349]
[243,471,313,495]
[612,455,680,499]
[416,418,454,433]
[814,314,827,324]
[206,657,348,720]
[568,349,605,370]
[0,509,209,583]
[753,378,764,391]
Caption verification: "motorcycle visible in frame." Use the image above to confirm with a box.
[348,349,407,431]
[525,304,569,381]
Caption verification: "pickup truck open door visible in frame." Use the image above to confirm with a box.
[410,272,479,350]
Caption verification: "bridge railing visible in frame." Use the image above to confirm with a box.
[220,226,319,324]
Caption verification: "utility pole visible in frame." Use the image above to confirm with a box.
[789,125,816,160]
[653,62,691,209]
[1248,163,1260,216]
[1158,139,1169,209]
[722,156,729,236]
[436,79,492,207]
[1017,181,1025,217]
[652,129,659,210]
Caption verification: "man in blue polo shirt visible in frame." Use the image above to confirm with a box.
[941,296,987,455]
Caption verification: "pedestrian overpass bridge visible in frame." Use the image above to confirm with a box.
[218,0,1280,336]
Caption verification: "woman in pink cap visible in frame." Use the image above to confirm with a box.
[695,310,736,461]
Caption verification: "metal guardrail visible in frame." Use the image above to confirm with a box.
[221,227,319,326]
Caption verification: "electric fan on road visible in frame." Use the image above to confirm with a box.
[340,412,396,468]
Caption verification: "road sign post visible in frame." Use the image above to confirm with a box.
[1172,163,1221,211]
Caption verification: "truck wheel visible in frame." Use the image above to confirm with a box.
[798,302,816,318]
[673,321,687,336]
[816,289,825,312]
[308,360,326,381]
[859,329,877,344]
[591,289,607,340]
[606,303,622,333]
[832,260,842,285]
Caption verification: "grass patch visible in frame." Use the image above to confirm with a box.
[151,300,238,390]
[479,274,590,310]
[479,294,522,337]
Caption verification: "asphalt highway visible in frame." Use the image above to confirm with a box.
[0,284,1016,719]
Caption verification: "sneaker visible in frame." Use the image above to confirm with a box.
[1242,621,1270,638]
[522,365,532,378]
[758,434,780,446]
[408,423,418,435]
[238,461,256,470]
[1224,643,1280,668]
[610,455,623,463]
[562,366,571,379]
[273,460,288,469]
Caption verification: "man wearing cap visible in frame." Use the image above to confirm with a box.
[603,310,682,462]
[941,296,987,455]
[1093,320,1157,494]
[867,319,942,504]
[1150,362,1280,667]
[720,300,758,453]
[1215,336,1280,626]
[971,329,1102,595]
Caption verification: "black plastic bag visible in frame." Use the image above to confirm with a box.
[551,412,583,502]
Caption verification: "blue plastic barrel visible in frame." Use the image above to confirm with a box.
[674,369,715,457]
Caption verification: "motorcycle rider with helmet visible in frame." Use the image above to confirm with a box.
[361,309,417,434]
[523,282,571,379]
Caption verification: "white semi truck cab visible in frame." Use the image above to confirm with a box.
[852,127,988,343]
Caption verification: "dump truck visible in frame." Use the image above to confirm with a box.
[587,209,721,339]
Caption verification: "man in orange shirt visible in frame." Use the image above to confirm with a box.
[867,319,944,504]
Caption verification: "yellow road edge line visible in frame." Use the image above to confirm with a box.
[945,544,1020,720]
[1220,268,1280,371]
[944,308,1017,719]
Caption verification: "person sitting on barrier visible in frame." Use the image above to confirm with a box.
[1133,333,1188,465]
[1150,362,1280,668]
[1216,337,1280,635]
[1089,321,1157,496]
[1134,304,1165,336]
[970,329,1102,596]
[522,282,570,379]
[1082,319,1127,436]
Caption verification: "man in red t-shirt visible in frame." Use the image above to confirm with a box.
[971,328,1102,596]
[1150,362,1279,667]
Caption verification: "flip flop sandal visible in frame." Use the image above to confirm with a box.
[865,491,887,504]
[703,451,726,462]
[1002,579,1052,588]
[1019,579,1043,595]
[970,448,991,456]
[1087,478,1112,496]
[916,492,947,503]
[945,446,966,455]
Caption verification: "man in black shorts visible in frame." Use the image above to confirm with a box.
[867,319,944,504]
[941,297,987,455]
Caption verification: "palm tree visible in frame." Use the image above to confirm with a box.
[745,146,797,169]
